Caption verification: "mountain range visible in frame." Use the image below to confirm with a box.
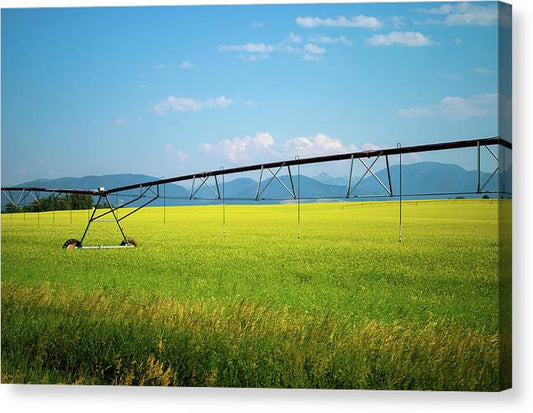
[2,162,510,209]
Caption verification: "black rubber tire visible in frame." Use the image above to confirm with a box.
[62,239,81,250]
[120,237,137,247]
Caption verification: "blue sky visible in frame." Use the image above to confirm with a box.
[1,1,510,185]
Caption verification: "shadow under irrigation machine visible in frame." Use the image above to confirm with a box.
[1,137,512,250]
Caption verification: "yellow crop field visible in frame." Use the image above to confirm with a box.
[1,199,508,390]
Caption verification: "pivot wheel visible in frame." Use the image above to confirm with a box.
[62,239,82,250]
[120,237,138,247]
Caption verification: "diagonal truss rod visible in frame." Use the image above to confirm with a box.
[2,188,59,209]
[477,143,501,193]
[347,153,393,198]
[91,185,158,221]
[361,157,389,194]
[3,190,17,207]
[255,163,296,200]
[16,189,31,206]
[3,189,34,208]
[190,174,220,199]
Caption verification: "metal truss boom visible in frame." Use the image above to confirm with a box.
[100,136,511,195]
[1,137,511,198]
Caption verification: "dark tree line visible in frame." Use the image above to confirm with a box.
[3,193,94,213]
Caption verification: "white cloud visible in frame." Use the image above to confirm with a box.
[283,134,358,157]
[153,64,165,69]
[413,3,499,26]
[153,96,202,114]
[179,61,194,69]
[368,31,432,47]
[389,16,405,29]
[219,43,277,53]
[304,43,326,54]
[205,96,234,108]
[250,21,264,28]
[288,32,302,43]
[239,53,271,62]
[164,143,188,162]
[219,38,326,62]
[296,15,382,29]
[200,132,363,164]
[397,93,498,121]
[454,37,463,44]
[200,132,276,163]
[444,4,498,26]
[415,4,453,15]
[473,67,493,75]
[152,95,233,115]
[113,118,127,126]
[220,32,354,63]
[219,42,298,61]
[308,35,352,46]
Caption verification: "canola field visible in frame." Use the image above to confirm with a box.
[1,200,507,390]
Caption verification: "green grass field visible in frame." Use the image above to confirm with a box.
[1,200,506,390]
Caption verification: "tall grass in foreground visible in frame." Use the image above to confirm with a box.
[2,282,499,390]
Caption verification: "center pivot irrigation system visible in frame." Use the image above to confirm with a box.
[1,137,512,250]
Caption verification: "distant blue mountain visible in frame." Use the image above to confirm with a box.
[2,162,510,210]
[8,174,158,190]
[313,172,349,187]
